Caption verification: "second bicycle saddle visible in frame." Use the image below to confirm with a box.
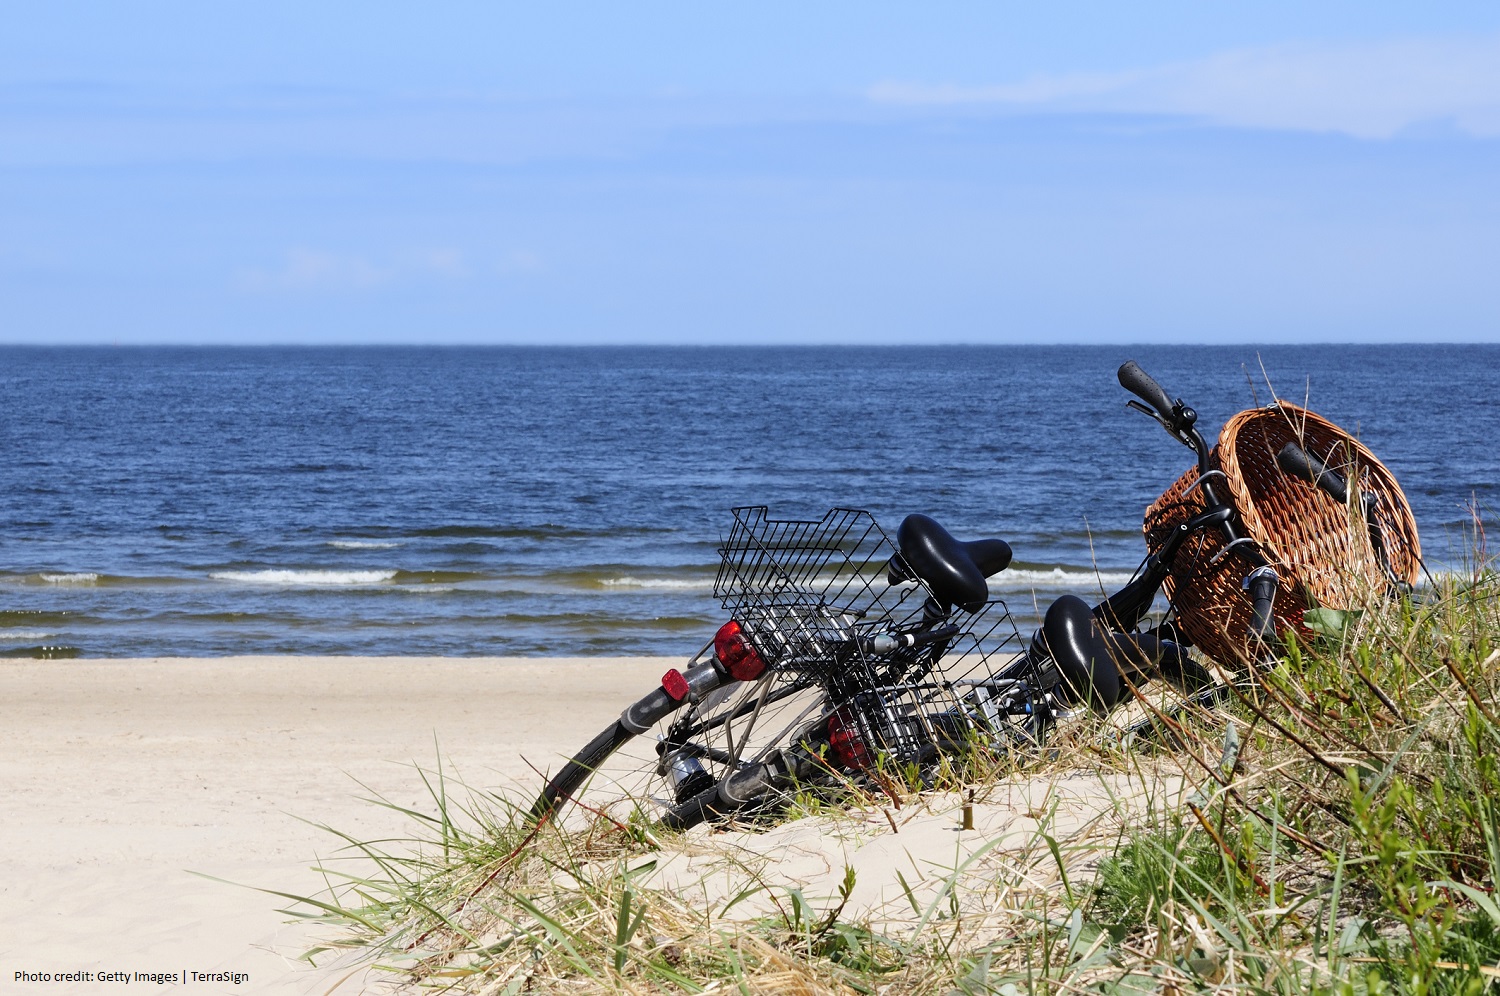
[1033,595,1126,710]
[889,513,1013,613]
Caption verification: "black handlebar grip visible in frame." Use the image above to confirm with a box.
[911,622,961,648]
[1244,566,1279,643]
[1117,360,1176,420]
[1276,442,1348,505]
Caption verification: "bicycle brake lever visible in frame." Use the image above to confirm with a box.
[1126,398,1191,440]
[1125,399,1166,426]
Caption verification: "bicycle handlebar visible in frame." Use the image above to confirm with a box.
[1110,360,1276,648]
[1276,443,1410,596]
[863,623,960,656]
[1118,360,1179,425]
[1108,363,1410,667]
[1243,565,1279,644]
[1276,442,1349,505]
[1118,360,1209,478]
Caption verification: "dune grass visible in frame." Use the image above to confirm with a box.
[284,564,1500,994]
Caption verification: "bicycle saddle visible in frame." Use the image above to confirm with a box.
[1032,595,1127,711]
[889,513,1013,613]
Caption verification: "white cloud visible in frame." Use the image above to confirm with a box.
[236,247,469,292]
[870,35,1500,139]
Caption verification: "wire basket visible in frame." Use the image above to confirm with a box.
[715,507,1028,763]
[1144,402,1421,668]
[715,507,922,681]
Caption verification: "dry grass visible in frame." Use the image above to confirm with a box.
[284,560,1500,995]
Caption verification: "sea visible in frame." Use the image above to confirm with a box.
[1,344,1495,659]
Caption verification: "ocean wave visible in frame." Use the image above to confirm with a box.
[327,540,402,550]
[495,612,715,632]
[599,576,716,590]
[988,567,1139,589]
[0,644,81,659]
[0,610,73,625]
[532,565,718,592]
[412,523,675,540]
[209,569,398,586]
[392,569,489,584]
[3,573,202,591]
[0,630,55,641]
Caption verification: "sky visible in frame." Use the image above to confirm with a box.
[4,2,1500,344]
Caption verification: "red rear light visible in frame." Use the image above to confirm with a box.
[714,620,767,682]
[827,709,874,771]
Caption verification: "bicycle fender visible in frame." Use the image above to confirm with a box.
[619,664,729,734]
[620,688,678,734]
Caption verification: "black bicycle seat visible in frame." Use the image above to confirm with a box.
[1032,595,1128,711]
[889,513,1013,613]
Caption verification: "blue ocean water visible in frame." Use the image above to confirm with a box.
[1,345,1494,658]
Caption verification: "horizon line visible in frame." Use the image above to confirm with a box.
[1,339,1495,349]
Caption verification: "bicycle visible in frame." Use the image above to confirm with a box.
[529,361,1421,831]
[530,506,1045,830]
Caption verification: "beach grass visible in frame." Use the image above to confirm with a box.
[284,563,1500,994]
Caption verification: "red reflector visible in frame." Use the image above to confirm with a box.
[714,620,767,682]
[661,668,690,701]
[827,709,874,771]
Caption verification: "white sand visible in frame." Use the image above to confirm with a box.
[1,656,1187,995]
[649,769,1184,932]
[0,656,674,995]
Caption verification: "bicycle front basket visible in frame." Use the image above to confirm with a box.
[1144,402,1421,669]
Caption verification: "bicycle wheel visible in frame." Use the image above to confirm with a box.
[531,661,831,831]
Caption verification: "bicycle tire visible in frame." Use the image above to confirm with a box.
[531,667,829,830]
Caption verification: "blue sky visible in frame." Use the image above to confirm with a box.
[4,3,1500,344]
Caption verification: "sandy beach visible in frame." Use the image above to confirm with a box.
[0,656,675,994]
[2,655,1181,995]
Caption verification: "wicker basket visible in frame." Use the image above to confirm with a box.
[1144,402,1421,668]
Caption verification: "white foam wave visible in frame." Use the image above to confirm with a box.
[40,573,98,584]
[210,569,398,586]
[0,630,54,640]
[327,540,402,550]
[599,576,714,590]
[990,568,1139,589]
